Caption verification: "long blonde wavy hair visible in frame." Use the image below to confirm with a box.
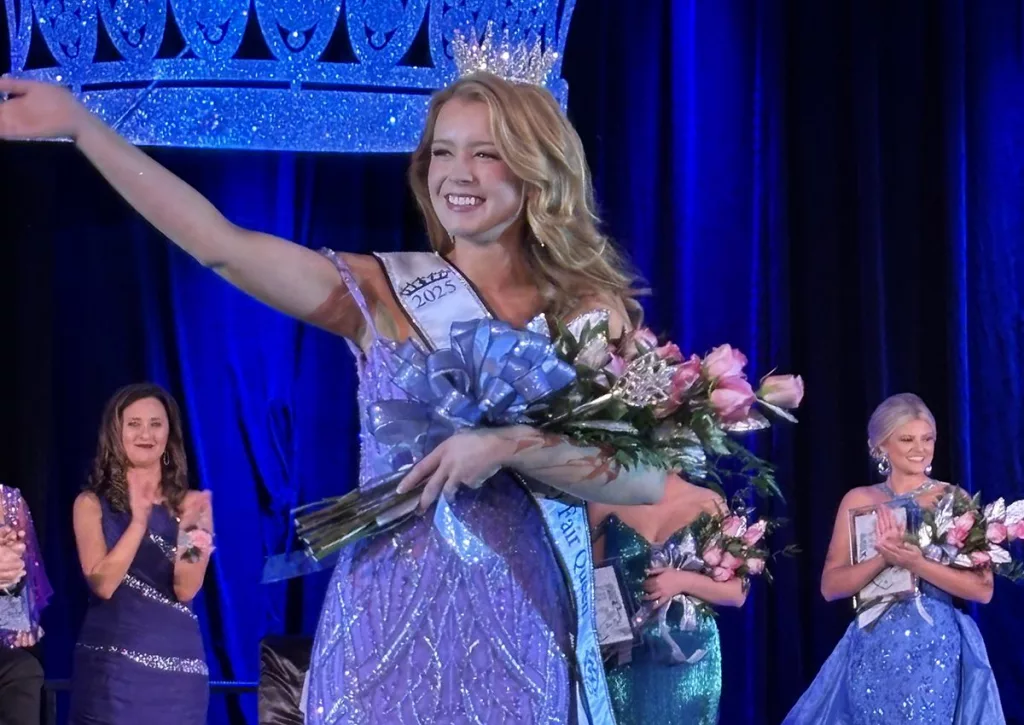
[408,72,644,322]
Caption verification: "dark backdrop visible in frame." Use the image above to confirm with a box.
[1,1,1022,723]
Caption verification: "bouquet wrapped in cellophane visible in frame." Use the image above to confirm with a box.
[916,490,1024,581]
[542,317,804,499]
[617,497,797,665]
[263,317,804,581]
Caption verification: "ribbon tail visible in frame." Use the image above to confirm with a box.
[656,603,689,664]
[915,596,935,626]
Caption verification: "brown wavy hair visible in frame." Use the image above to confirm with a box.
[86,383,189,514]
[409,72,644,322]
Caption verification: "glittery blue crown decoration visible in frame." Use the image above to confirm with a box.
[5,1,576,153]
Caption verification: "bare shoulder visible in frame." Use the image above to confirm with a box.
[693,487,728,516]
[587,501,614,527]
[838,485,881,512]
[74,491,102,516]
[335,252,381,279]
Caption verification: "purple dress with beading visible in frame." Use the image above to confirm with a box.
[69,497,208,724]
[305,252,577,725]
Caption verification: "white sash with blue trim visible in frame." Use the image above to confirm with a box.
[375,251,615,725]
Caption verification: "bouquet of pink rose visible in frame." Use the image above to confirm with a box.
[916,490,1024,581]
[624,502,795,664]
[264,318,803,579]
[543,318,804,499]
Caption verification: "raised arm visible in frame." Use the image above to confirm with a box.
[820,489,888,602]
[0,78,370,343]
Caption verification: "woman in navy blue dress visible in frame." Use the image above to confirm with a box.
[69,383,215,724]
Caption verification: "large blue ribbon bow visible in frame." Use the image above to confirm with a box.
[367,319,576,470]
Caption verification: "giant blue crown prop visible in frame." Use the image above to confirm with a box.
[5,1,576,152]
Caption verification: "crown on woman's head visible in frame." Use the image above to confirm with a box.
[450,22,560,88]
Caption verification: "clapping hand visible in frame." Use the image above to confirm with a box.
[0,526,27,589]
[875,505,923,572]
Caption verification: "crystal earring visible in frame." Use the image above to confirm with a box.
[876,454,891,476]
[925,464,933,476]
[162,452,170,466]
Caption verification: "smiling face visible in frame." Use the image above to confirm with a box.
[879,417,936,477]
[426,97,525,246]
[120,396,169,469]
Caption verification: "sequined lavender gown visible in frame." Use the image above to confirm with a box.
[305,254,578,724]
[69,497,208,724]
[783,484,1004,725]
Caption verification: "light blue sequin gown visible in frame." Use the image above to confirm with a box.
[601,515,722,725]
[783,483,1004,725]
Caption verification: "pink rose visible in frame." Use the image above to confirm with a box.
[1007,521,1024,542]
[603,354,627,379]
[711,376,757,423]
[945,511,976,549]
[672,355,702,395]
[970,551,991,568]
[620,327,659,358]
[702,545,724,567]
[745,557,766,575]
[742,520,767,546]
[711,566,734,582]
[656,355,703,417]
[720,516,744,538]
[703,344,748,381]
[757,374,805,409]
[654,343,683,364]
[986,522,1007,545]
[720,552,744,571]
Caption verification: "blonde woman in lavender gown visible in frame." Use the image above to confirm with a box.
[0,37,671,725]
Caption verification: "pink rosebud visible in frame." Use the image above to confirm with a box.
[720,516,745,538]
[946,511,976,549]
[745,557,766,575]
[703,344,748,381]
[757,374,805,409]
[711,566,734,582]
[742,520,767,546]
[720,552,744,571]
[970,551,991,568]
[986,522,1007,545]
[654,343,683,364]
[620,327,659,358]
[702,545,724,567]
[657,355,703,417]
[711,376,757,423]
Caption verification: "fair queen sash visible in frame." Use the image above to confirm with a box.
[374,251,615,725]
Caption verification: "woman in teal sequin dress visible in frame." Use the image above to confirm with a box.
[589,474,748,725]
[784,394,1004,724]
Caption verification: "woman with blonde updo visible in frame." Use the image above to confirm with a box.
[0,62,668,722]
[783,393,1004,724]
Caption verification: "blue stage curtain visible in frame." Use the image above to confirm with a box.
[1,1,1022,723]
